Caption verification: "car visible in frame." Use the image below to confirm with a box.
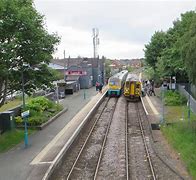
[59,92,65,99]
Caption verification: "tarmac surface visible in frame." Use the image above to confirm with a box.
[0,87,102,180]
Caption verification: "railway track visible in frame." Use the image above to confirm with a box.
[126,101,156,179]
[50,97,118,179]
[127,101,184,180]
[66,97,117,179]
[136,102,156,179]
[50,96,185,180]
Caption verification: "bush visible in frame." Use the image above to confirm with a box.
[15,116,23,125]
[26,96,53,112]
[28,113,46,126]
[164,90,187,106]
[15,96,63,126]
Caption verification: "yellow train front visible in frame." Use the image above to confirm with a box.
[124,74,141,101]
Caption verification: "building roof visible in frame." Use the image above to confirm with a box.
[48,63,64,70]
[52,57,105,68]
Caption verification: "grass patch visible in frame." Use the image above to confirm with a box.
[161,89,196,178]
[0,129,35,153]
[0,96,33,112]
[0,99,22,112]
[162,122,196,179]
[165,106,196,123]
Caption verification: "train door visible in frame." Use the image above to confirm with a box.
[124,81,130,95]
[130,81,135,96]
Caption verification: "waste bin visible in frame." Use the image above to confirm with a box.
[0,111,15,134]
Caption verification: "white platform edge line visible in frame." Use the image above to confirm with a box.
[146,95,159,115]
[36,162,53,165]
[141,96,149,115]
[139,73,149,115]
[42,91,106,180]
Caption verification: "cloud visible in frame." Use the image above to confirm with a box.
[34,0,196,59]
[100,39,144,59]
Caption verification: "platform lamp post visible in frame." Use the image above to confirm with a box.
[21,68,28,148]
[188,82,191,123]
[56,82,59,104]
[83,88,86,100]
[160,84,165,124]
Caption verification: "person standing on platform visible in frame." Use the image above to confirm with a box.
[150,80,156,96]
[99,83,103,93]
[95,81,100,91]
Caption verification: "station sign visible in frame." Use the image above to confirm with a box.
[21,110,30,118]
[65,70,87,75]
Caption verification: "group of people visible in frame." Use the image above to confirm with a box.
[95,82,103,93]
[143,79,156,96]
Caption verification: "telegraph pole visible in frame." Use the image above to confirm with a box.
[92,28,99,59]
[21,67,28,148]
[63,50,65,59]
[63,50,66,81]
[188,82,191,122]
[63,50,66,69]
[93,28,100,82]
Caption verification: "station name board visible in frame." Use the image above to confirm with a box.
[65,70,87,75]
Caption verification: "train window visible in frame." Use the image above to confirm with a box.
[125,82,129,88]
[109,82,115,85]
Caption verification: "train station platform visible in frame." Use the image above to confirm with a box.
[0,86,107,180]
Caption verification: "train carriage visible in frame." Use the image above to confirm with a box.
[124,73,141,101]
[108,70,128,96]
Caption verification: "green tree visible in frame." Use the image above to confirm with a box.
[181,14,196,85]
[144,31,167,71]
[105,59,112,78]
[159,11,195,81]
[145,11,195,83]
[0,0,60,106]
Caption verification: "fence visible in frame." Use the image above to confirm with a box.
[177,84,196,114]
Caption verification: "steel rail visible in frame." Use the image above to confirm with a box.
[139,100,185,179]
[125,101,129,180]
[66,97,110,180]
[136,102,157,180]
[93,98,118,180]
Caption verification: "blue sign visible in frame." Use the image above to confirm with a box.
[21,110,30,118]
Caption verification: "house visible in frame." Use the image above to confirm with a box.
[48,63,65,75]
[129,59,142,68]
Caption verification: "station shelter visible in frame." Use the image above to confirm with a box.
[65,65,93,90]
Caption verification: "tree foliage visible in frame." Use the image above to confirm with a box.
[105,59,112,78]
[0,0,60,106]
[144,11,196,85]
[144,31,167,70]
[181,14,196,85]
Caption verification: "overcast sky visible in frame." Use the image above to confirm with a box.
[34,0,196,59]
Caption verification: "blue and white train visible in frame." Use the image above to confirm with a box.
[107,70,128,96]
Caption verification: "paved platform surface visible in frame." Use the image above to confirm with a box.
[0,87,104,180]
